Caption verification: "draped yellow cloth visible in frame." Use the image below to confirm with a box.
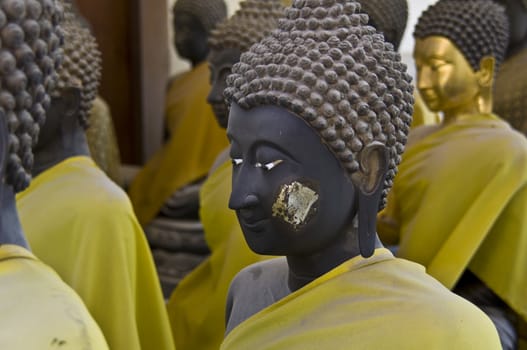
[128,62,229,225]
[86,96,122,186]
[378,114,527,322]
[221,248,501,349]
[16,156,175,350]
[167,160,269,350]
[0,244,109,349]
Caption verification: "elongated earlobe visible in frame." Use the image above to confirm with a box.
[357,179,384,257]
[355,143,389,257]
[477,56,495,88]
[63,87,82,119]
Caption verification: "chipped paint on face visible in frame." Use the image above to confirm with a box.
[272,181,319,228]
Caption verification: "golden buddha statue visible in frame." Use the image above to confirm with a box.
[378,1,525,348]
[354,0,438,128]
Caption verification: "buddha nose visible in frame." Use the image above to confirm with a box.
[417,66,433,91]
[207,81,224,105]
[229,193,259,211]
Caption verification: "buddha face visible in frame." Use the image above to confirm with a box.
[207,48,242,129]
[227,103,356,256]
[414,36,481,115]
[173,13,209,63]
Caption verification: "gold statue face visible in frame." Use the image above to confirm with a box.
[414,36,481,116]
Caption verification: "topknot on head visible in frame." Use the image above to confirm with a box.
[226,0,414,208]
[1,0,64,192]
[414,0,509,72]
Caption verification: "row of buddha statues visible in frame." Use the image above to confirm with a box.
[0,0,526,349]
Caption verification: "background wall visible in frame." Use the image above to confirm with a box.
[77,0,142,164]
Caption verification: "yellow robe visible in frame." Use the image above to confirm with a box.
[378,114,527,322]
[221,248,501,349]
[167,160,268,350]
[0,244,109,349]
[16,156,175,350]
[86,96,122,186]
[128,62,229,225]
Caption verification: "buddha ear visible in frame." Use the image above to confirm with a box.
[61,86,82,119]
[351,142,388,257]
[476,56,495,88]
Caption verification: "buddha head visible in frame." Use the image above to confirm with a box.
[225,0,413,260]
[357,0,408,51]
[207,0,284,129]
[172,0,227,67]
[496,0,527,57]
[413,0,509,119]
[0,0,64,194]
[33,2,101,156]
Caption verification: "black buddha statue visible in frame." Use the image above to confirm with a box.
[0,0,109,347]
[172,0,228,67]
[15,4,175,349]
[218,1,502,349]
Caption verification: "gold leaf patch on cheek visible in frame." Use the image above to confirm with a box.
[271,181,319,228]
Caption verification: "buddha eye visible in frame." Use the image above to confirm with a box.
[255,159,284,171]
[232,158,243,166]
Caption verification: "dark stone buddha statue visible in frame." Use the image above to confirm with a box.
[217,3,503,348]
[0,0,63,247]
[15,4,176,348]
[172,0,228,68]
[357,0,408,51]
[207,0,285,130]
[152,0,284,299]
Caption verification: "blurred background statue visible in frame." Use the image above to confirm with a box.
[0,0,108,347]
[127,0,230,289]
[16,3,175,349]
[378,1,525,348]
[166,2,284,349]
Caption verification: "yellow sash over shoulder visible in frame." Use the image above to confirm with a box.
[168,160,268,350]
[0,245,109,349]
[17,157,175,350]
[221,249,500,350]
[379,114,527,321]
[128,62,229,225]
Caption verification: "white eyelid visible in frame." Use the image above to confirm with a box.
[256,159,284,171]
[232,158,243,166]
